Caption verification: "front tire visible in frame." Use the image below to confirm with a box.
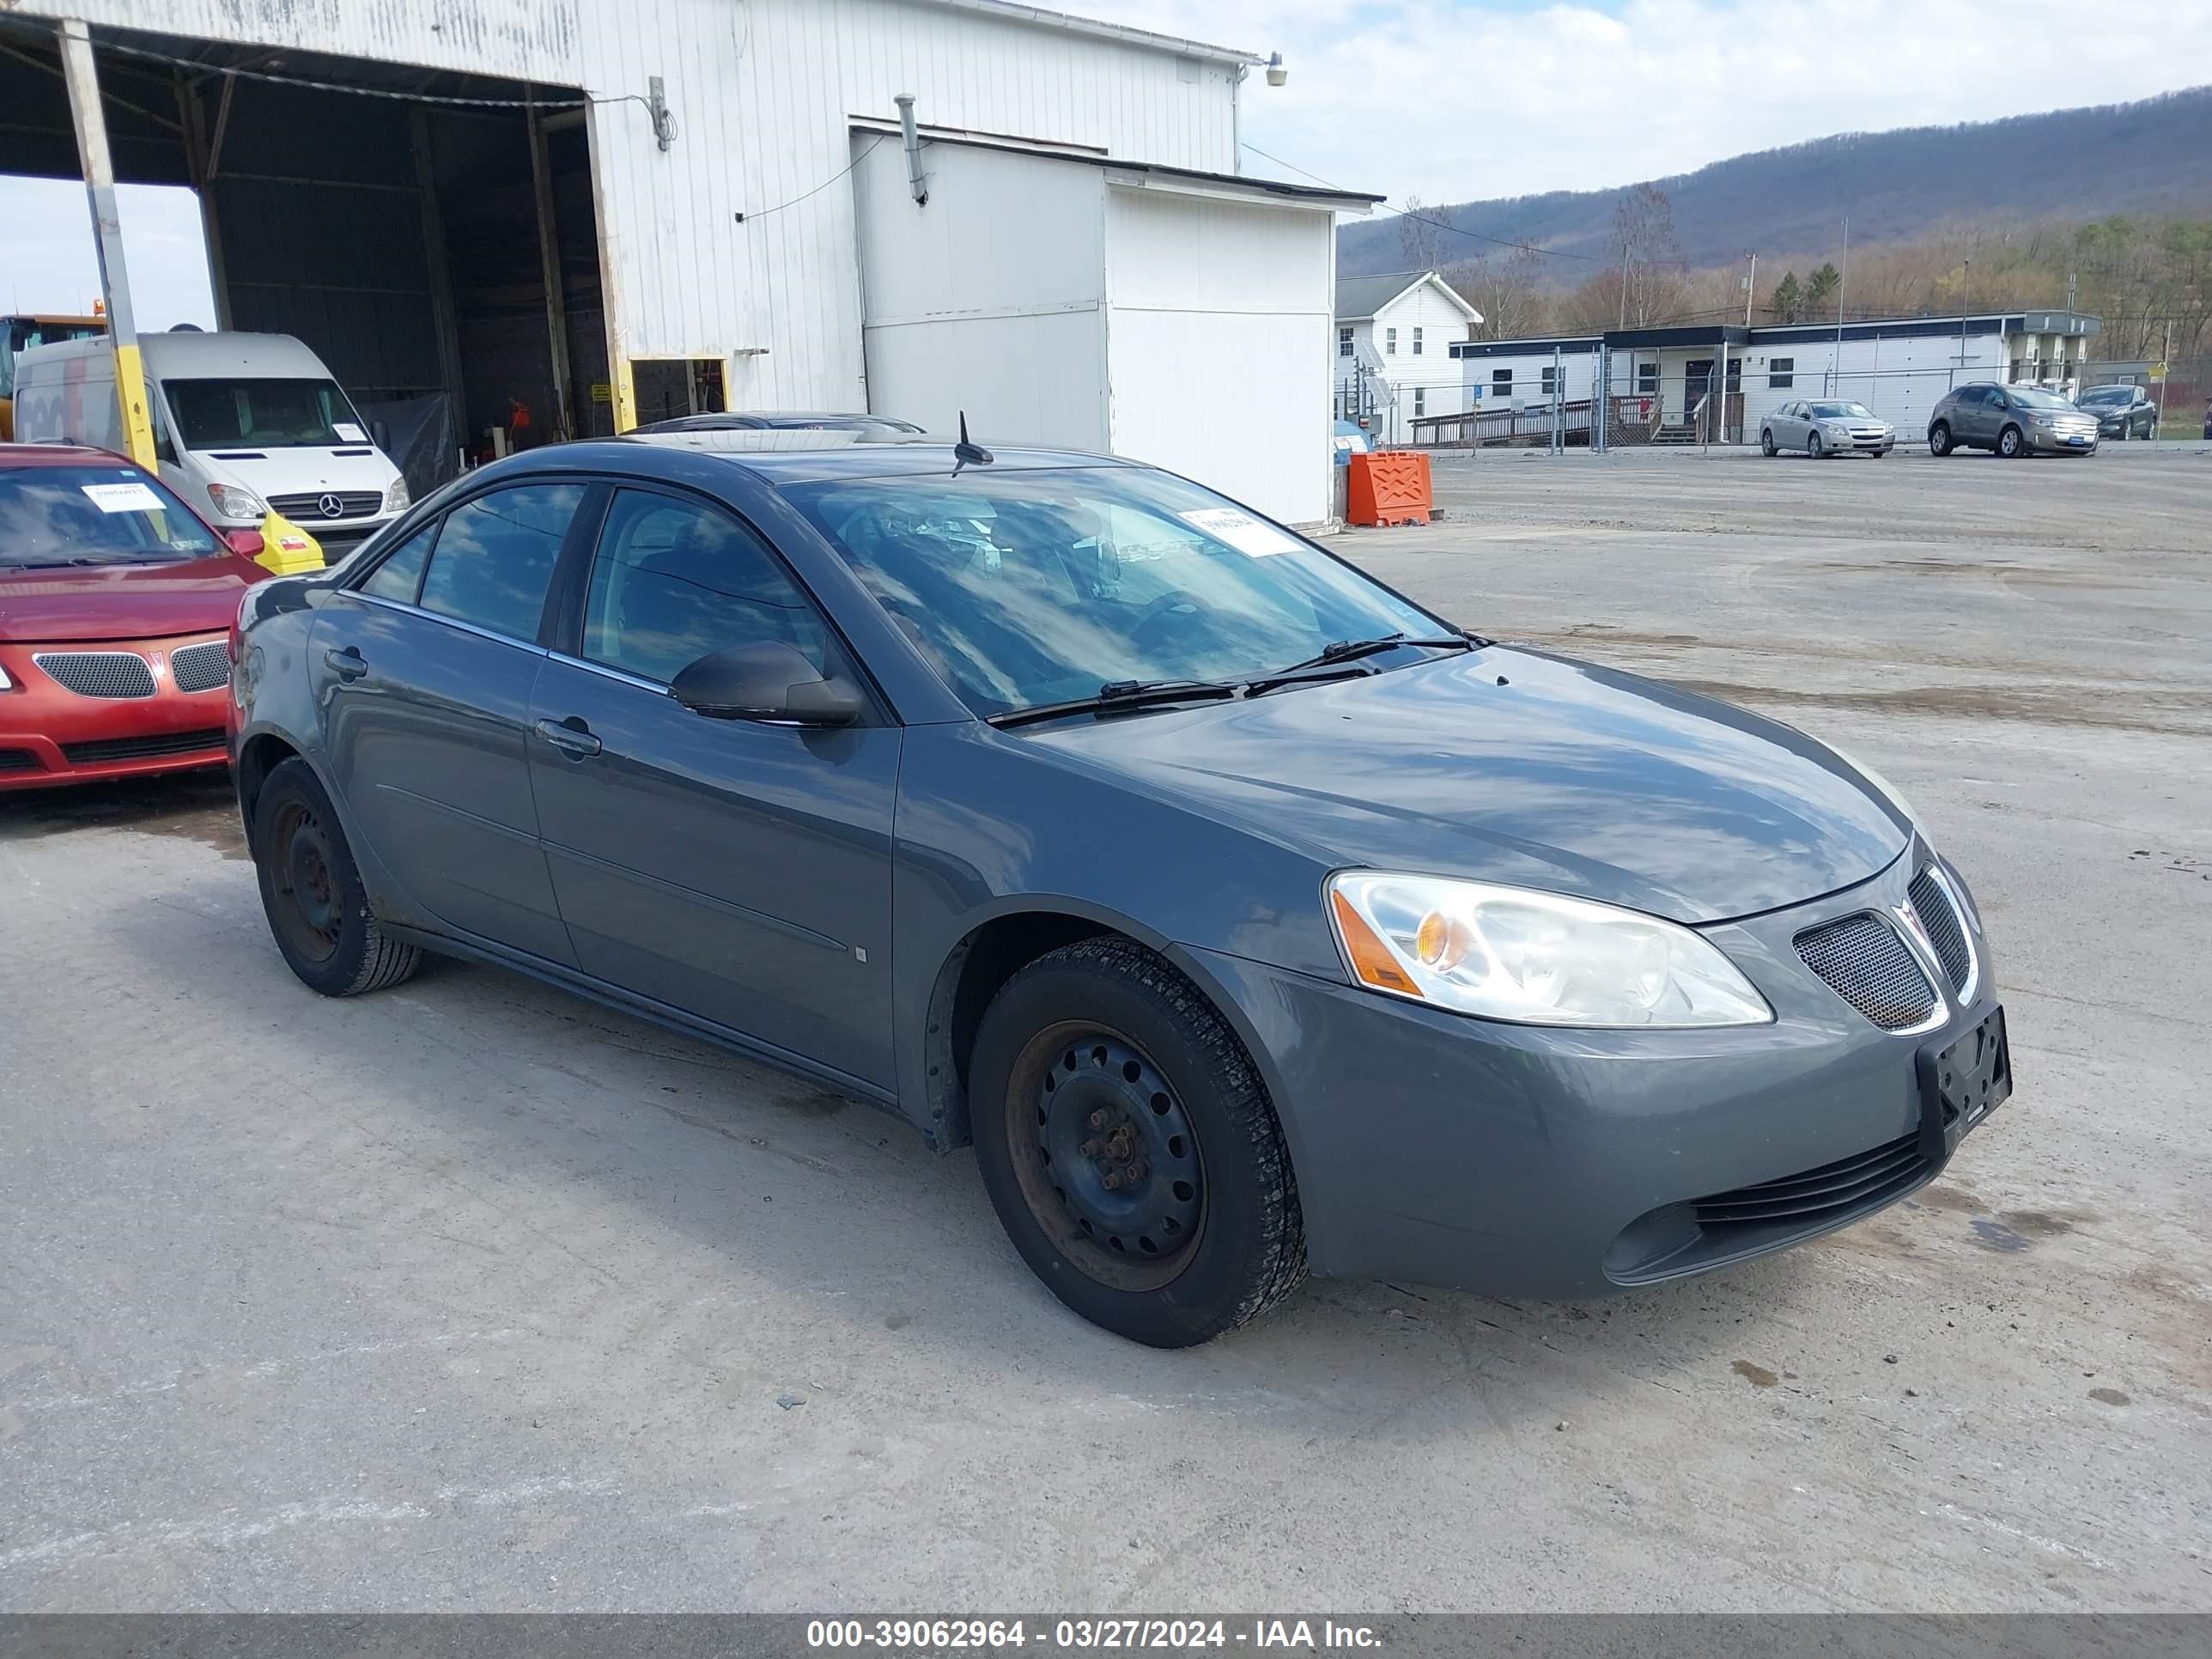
[1808,432,1825,459]
[252,757,422,996]
[1929,422,1954,457]
[1998,423,2024,459]
[969,938,1306,1347]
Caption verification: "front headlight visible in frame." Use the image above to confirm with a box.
[1327,872,1772,1028]
[206,483,265,521]
[384,477,410,513]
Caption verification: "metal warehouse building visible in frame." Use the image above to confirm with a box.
[3,0,1371,523]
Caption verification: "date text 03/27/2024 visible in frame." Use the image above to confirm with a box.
[805,1619,1385,1650]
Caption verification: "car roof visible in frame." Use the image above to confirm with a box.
[602,436,1138,485]
[0,441,137,470]
[136,330,333,378]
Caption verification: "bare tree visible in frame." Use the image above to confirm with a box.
[1444,247,1549,340]
[1396,194,1449,272]
[1611,183,1682,327]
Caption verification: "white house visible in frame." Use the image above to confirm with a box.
[1333,270,1481,442]
[1430,311,2102,445]
[7,0,1370,524]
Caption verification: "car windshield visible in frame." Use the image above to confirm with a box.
[2077,388,2130,405]
[1808,403,1874,419]
[782,466,1448,718]
[0,464,221,568]
[163,377,368,449]
[2008,387,2078,410]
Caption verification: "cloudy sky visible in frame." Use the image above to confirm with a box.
[3,0,2203,326]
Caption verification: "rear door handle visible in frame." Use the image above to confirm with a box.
[536,716,602,758]
[324,646,368,681]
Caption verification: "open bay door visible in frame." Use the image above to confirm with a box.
[851,129,1376,527]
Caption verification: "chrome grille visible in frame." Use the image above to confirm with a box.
[169,641,231,695]
[1795,912,1936,1031]
[1908,867,1972,993]
[33,651,156,699]
[266,490,384,521]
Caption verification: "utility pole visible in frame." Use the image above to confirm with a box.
[1833,216,1849,398]
[1955,257,1972,390]
[58,20,156,470]
[2155,318,2172,436]
[1743,251,1757,328]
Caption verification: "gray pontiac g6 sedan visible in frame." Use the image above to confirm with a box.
[228,435,2011,1346]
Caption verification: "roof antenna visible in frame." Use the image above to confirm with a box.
[952,411,994,475]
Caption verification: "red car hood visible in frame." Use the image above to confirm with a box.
[0,556,264,643]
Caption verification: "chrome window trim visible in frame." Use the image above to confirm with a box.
[544,649,671,697]
[347,589,551,657]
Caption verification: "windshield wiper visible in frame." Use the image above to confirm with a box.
[987,678,1242,729]
[1246,632,1475,696]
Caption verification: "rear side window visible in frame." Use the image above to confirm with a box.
[360,521,438,603]
[581,489,826,684]
[417,483,583,641]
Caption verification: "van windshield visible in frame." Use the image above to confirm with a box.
[0,464,221,568]
[164,377,367,449]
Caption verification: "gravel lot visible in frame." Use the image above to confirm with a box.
[3,442,2209,1613]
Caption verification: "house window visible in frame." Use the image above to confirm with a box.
[2010,358,2027,383]
[1385,327,1398,356]
[1540,365,1558,396]
[1413,327,1424,356]
[1492,368,1513,400]
[1413,387,1426,417]
[1769,356,1794,390]
[1635,360,1657,395]
[1339,326,1352,359]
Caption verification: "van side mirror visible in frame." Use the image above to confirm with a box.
[370,420,392,452]
[671,641,863,727]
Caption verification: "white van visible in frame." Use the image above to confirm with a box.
[10,330,407,554]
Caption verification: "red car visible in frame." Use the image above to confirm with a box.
[0,444,270,790]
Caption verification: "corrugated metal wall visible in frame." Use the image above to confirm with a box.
[27,0,1245,416]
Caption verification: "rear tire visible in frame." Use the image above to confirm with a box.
[252,757,422,997]
[1929,422,1953,457]
[969,938,1306,1347]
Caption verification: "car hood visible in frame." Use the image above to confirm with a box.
[0,556,263,642]
[1026,646,1909,925]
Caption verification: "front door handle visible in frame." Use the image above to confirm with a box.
[536,716,602,758]
[324,645,368,681]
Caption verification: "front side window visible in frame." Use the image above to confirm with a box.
[416,483,583,641]
[0,464,221,568]
[361,521,438,603]
[781,467,1445,720]
[163,378,369,450]
[582,489,826,684]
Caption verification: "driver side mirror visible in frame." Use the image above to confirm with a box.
[370,419,392,453]
[671,641,863,727]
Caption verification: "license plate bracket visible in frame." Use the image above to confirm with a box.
[1917,1005,2012,1162]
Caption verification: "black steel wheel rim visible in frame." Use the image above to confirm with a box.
[1012,1024,1204,1291]
[270,800,342,963]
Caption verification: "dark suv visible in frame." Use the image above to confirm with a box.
[1928,384,2099,458]
[2074,385,2158,441]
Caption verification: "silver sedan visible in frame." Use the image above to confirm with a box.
[1761,399,1896,459]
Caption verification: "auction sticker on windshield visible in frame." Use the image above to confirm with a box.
[332,422,368,443]
[81,482,166,514]
[1179,507,1300,557]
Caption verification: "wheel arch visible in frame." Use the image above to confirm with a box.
[919,897,1252,1153]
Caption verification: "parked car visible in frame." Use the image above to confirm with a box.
[11,329,410,557]
[230,439,2008,1346]
[1,443,269,790]
[633,410,927,437]
[1760,399,1895,459]
[2074,384,2158,441]
[1927,384,2098,457]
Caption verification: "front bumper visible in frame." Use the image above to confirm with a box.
[1181,847,2002,1299]
[2027,426,2099,453]
[0,633,232,790]
[1829,428,1894,454]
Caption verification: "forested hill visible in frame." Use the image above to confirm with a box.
[1336,88,2212,275]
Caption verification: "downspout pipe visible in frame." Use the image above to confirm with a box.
[895,94,927,206]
